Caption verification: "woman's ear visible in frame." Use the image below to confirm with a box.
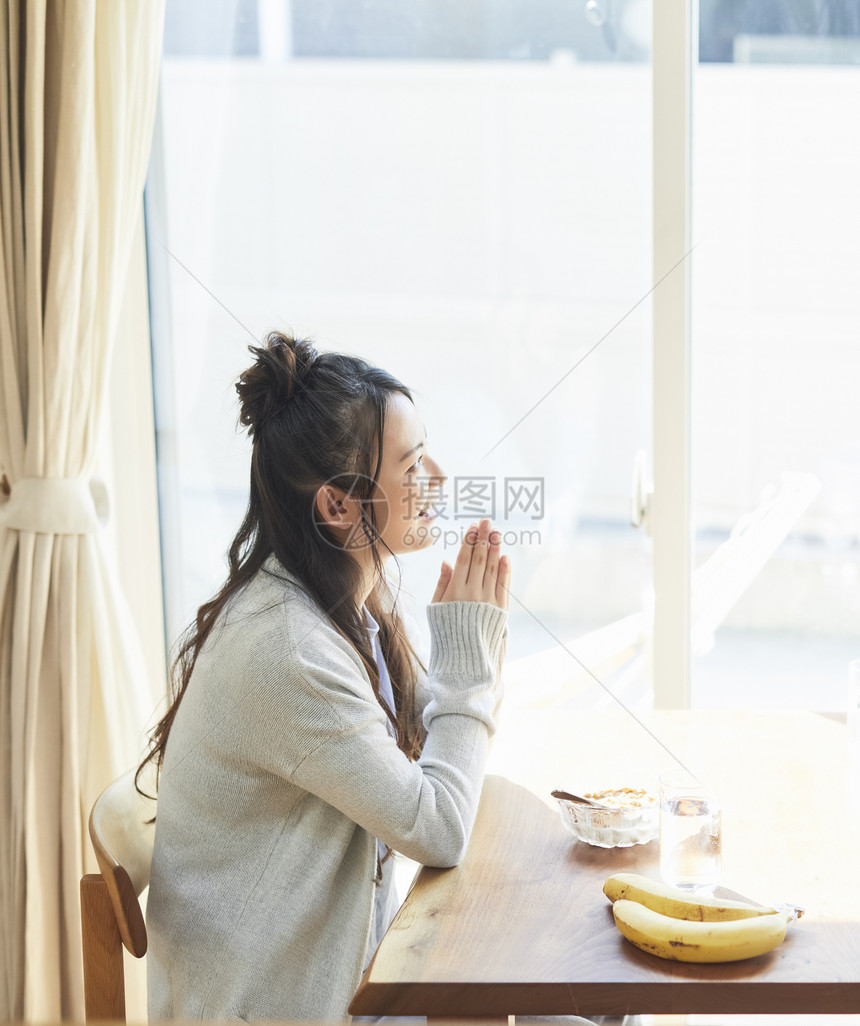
[315,484,358,531]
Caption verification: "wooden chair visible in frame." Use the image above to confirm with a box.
[80,767,157,1021]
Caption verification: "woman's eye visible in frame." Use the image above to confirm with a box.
[408,455,425,473]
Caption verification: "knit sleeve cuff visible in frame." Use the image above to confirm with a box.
[425,601,508,683]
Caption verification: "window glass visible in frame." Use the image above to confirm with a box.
[289,0,649,61]
[699,0,860,63]
[691,0,860,709]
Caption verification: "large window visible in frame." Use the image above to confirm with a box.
[145,0,859,712]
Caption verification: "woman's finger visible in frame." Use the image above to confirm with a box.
[451,521,478,586]
[431,561,454,604]
[483,526,502,598]
[465,519,490,593]
[495,554,511,611]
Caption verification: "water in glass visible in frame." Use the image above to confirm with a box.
[659,794,722,893]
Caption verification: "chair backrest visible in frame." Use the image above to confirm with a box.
[80,765,157,1021]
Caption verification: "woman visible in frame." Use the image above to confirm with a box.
[141,332,510,1022]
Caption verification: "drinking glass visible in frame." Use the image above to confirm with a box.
[659,769,721,894]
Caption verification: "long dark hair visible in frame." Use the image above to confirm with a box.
[138,331,425,795]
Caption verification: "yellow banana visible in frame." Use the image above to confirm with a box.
[612,898,791,963]
[603,873,777,921]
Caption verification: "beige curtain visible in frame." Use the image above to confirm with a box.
[0,1,165,1020]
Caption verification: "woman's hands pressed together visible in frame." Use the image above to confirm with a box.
[431,518,510,611]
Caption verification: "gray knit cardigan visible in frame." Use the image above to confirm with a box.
[146,558,507,1022]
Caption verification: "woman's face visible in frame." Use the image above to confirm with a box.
[370,392,445,557]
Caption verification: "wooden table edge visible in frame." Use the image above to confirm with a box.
[350,979,860,1017]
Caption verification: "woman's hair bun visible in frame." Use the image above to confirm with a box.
[236,331,318,437]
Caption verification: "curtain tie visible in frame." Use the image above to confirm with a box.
[0,476,108,535]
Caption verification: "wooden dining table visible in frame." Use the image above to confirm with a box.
[350,706,860,1020]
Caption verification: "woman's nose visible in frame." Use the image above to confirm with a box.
[423,454,446,488]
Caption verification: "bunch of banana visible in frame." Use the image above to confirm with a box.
[603,873,793,963]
